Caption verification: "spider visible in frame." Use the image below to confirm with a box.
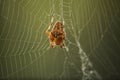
[45,16,66,48]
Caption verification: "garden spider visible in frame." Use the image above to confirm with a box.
[45,16,66,48]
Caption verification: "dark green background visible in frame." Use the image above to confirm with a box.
[0,0,120,80]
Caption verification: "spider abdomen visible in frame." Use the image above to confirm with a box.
[54,38,63,45]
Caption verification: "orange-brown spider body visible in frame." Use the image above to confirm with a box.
[45,16,66,48]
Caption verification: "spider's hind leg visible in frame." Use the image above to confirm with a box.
[50,41,56,48]
[60,43,66,48]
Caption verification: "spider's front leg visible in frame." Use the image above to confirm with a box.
[46,15,54,35]
[48,15,54,30]
[62,18,65,25]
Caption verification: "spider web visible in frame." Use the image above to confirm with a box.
[0,0,120,80]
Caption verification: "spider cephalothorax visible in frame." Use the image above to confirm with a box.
[45,16,66,48]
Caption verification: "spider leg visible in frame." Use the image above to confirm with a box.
[50,41,56,48]
[50,43,54,48]
[47,15,54,30]
[51,15,54,24]
[49,15,54,29]
[60,43,66,48]
[46,15,54,35]
[62,18,65,25]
